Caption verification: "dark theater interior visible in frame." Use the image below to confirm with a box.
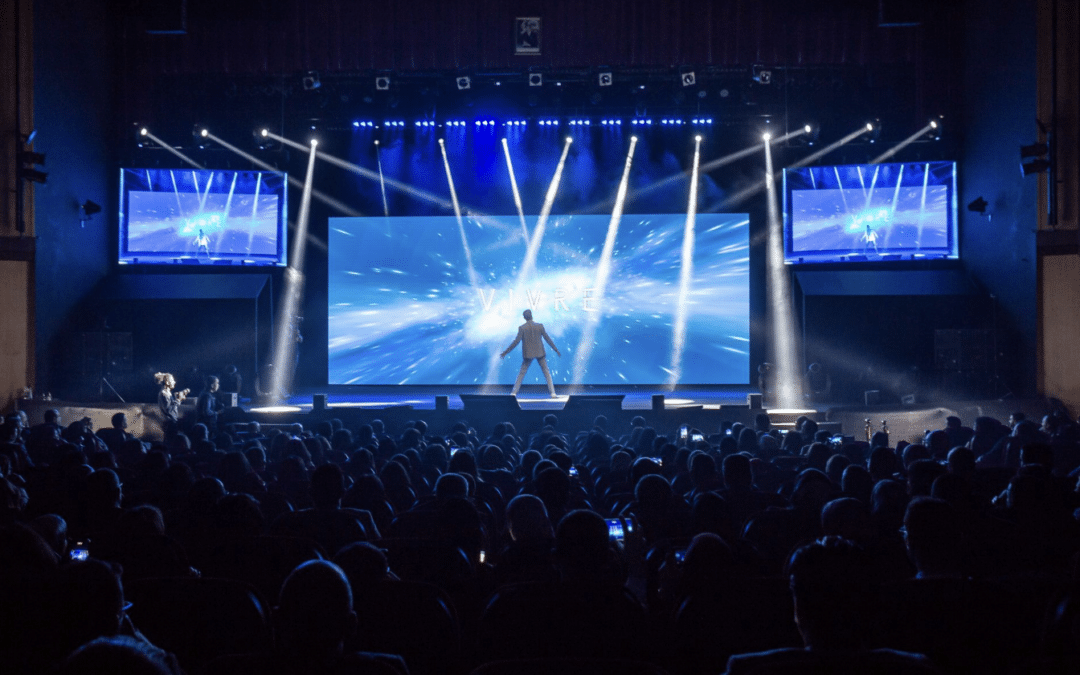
[2,0,1079,673]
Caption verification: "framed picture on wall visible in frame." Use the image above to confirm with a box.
[515,17,541,55]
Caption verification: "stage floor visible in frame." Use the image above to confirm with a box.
[272,385,760,412]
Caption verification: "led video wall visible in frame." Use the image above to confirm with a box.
[328,213,750,386]
[119,168,288,266]
[783,161,958,264]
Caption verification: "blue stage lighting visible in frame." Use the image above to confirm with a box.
[353,121,360,128]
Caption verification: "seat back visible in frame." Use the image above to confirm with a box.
[469,657,672,675]
[351,580,460,675]
[478,582,649,663]
[199,535,324,600]
[671,578,801,675]
[126,577,271,672]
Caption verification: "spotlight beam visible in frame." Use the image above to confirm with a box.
[375,143,390,217]
[501,138,531,243]
[270,141,318,400]
[140,131,204,169]
[706,124,871,212]
[266,131,480,217]
[438,141,481,288]
[788,125,878,170]
[573,128,807,217]
[764,138,803,408]
[517,137,573,284]
[481,137,575,391]
[668,137,701,390]
[203,131,359,248]
[571,136,638,387]
[576,143,760,215]
[869,123,936,164]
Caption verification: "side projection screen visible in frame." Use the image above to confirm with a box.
[328,214,750,386]
[783,161,958,264]
[119,168,288,266]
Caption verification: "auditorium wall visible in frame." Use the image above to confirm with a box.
[32,0,116,395]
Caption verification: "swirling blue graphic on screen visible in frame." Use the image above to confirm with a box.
[328,214,750,385]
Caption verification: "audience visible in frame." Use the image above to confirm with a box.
[0,405,1077,675]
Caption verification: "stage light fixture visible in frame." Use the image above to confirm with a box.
[967,196,988,214]
[695,135,702,142]
[1020,141,1049,158]
[81,199,101,218]
[599,72,613,87]
[862,119,881,143]
[1020,139,1050,176]
[528,73,543,87]
[302,71,321,90]
[927,115,944,141]
[254,128,275,150]
[753,66,772,84]
[79,199,100,226]
[135,125,149,147]
[192,126,210,149]
[376,76,390,90]
[681,71,696,87]
[1022,158,1051,176]
[456,76,471,90]
[762,132,772,142]
[566,136,573,143]
[310,139,318,147]
[631,135,638,142]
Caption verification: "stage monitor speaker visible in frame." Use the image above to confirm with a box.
[652,395,665,411]
[312,394,328,412]
[747,393,763,409]
[435,395,449,411]
[459,394,520,414]
[563,395,625,413]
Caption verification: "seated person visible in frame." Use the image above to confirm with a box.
[204,560,406,675]
[96,413,132,455]
[723,537,937,674]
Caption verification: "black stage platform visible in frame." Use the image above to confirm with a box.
[15,385,1050,447]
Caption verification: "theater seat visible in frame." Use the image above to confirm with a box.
[478,582,649,663]
[350,580,460,675]
[875,578,1055,675]
[198,535,325,600]
[469,658,672,675]
[126,577,271,672]
[671,578,802,675]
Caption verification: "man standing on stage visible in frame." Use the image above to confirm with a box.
[500,309,561,398]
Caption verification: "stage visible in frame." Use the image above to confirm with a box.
[275,385,759,412]
[15,385,1049,448]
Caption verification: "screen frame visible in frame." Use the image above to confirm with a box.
[118,167,289,266]
[782,160,958,265]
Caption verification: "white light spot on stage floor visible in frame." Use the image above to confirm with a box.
[249,406,303,414]
[663,398,698,406]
